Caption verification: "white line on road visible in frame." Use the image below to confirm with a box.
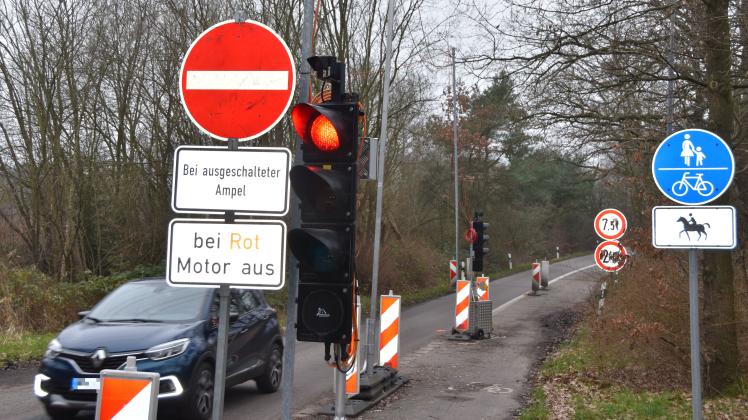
[492,263,597,315]
[186,71,288,90]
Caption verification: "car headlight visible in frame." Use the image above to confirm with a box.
[44,338,62,359]
[145,338,190,361]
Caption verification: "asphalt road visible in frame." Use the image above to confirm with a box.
[0,255,594,419]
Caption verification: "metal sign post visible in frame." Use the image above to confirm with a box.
[334,360,346,419]
[211,138,239,420]
[212,283,230,420]
[366,0,395,377]
[688,249,702,420]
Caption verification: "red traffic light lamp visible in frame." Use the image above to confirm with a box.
[291,102,359,162]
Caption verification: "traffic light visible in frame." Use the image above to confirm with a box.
[472,212,490,272]
[288,56,359,353]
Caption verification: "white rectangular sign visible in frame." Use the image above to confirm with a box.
[652,206,737,249]
[166,219,286,289]
[171,146,290,216]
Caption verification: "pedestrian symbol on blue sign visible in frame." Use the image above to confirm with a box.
[652,129,734,205]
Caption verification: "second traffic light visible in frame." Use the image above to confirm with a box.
[472,212,490,272]
[288,56,359,351]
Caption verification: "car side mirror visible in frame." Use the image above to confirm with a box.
[78,310,91,319]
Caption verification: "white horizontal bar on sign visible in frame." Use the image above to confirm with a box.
[186,71,288,90]
[656,167,729,171]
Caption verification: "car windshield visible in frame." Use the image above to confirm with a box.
[88,281,209,323]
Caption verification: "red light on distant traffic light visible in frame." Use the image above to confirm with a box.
[310,115,340,152]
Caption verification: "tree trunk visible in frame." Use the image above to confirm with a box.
[701,0,739,395]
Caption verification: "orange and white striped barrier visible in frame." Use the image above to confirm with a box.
[379,294,401,369]
[345,296,361,396]
[455,280,470,331]
[95,365,159,420]
[449,260,458,283]
[476,276,490,301]
[532,262,541,293]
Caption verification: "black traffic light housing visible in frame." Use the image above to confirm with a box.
[288,56,359,352]
[472,212,490,272]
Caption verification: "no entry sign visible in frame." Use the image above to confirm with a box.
[179,20,296,141]
[594,240,627,272]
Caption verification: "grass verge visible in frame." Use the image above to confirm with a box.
[0,331,56,367]
[519,324,748,419]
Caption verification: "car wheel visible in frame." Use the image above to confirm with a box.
[181,362,214,420]
[255,343,282,393]
[44,405,79,419]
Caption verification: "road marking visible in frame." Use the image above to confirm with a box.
[491,263,597,315]
[185,70,289,90]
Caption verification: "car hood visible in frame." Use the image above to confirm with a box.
[57,320,203,353]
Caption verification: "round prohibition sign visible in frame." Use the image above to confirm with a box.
[595,240,627,272]
[464,228,478,244]
[179,20,296,141]
[594,208,627,240]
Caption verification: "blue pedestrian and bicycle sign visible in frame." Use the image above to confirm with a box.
[652,129,734,205]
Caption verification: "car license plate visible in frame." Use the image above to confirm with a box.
[71,377,100,391]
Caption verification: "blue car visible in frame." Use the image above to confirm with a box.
[34,278,283,419]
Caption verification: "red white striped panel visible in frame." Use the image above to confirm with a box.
[476,276,490,301]
[344,296,360,395]
[379,295,401,369]
[455,280,470,331]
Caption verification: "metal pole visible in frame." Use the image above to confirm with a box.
[212,284,230,420]
[334,352,346,419]
[280,2,314,418]
[689,249,702,420]
[667,26,674,134]
[366,0,395,375]
[452,47,460,268]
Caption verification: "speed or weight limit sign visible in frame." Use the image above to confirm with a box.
[595,240,627,272]
[594,208,627,240]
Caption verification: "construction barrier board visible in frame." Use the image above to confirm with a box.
[455,280,470,331]
[379,294,401,369]
[345,295,361,396]
[95,369,159,420]
[476,277,490,301]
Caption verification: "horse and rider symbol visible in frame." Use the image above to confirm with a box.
[677,213,710,241]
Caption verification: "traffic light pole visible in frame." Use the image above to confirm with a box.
[280,2,314,419]
[452,47,460,271]
[366,0,395,376]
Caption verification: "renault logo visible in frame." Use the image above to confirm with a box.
[91,348,107,369]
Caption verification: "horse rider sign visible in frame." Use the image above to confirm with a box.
[652,206,736,249]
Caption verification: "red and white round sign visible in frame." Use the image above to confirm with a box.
[594,208,627,240]
[179,20,296,141]
[594,240,627,272]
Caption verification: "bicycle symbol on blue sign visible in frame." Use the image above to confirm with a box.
[652,129,734,205]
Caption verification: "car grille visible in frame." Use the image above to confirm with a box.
[60,351,144,374]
